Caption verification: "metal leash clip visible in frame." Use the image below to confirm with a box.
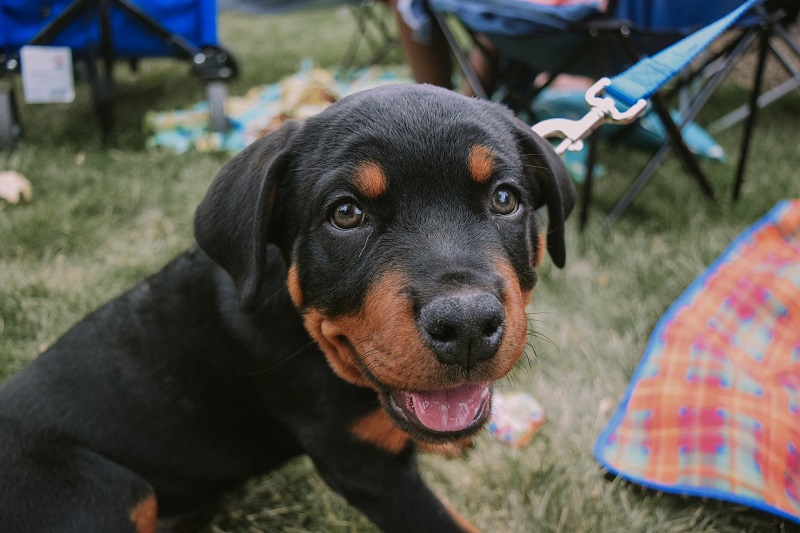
[532,77,648,155]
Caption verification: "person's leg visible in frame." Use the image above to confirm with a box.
[463,35,498,97]
[387,0,498,95]
[390,0,454,88]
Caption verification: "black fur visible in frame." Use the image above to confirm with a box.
[0,85,574,532]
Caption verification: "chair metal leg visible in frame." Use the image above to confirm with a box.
[340,3,398,73]
[650,91,716,199]
[207,81,230,133]
[601,135,672,230]
[23,0,92,47]
[579,133,598,230]
[113,0,202,59]
[710,22,800,133]
[0,85,23,147]
[733,25,771,202]
[432,11,488,99]
[95,0,115,146]
[6,0,237,142]
[610,33,717,217]
[602,29,757,228]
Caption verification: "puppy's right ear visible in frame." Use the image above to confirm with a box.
[194,121,303,313]
[510,118,575,269]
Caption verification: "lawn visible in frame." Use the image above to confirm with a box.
[1,5,800,532]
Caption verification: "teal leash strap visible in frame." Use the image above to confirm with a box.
[533,0,764,153]
[606,0,762,107]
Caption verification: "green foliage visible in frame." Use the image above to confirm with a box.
[1,5,799,531]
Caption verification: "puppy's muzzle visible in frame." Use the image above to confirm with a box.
[418,291,505,371]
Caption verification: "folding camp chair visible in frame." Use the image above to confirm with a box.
[426,0,785,227]
[216,0,400,75]
[708,0,800,201]
[0,0,237,145]
[340,1,402,74]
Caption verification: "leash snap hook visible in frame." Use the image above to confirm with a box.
[532,77,647,155]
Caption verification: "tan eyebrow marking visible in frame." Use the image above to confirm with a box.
[467,145,496,183]
[286,263,303,308]
[353,161,388,198]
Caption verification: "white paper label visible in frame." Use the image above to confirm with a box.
[20,46,75,104]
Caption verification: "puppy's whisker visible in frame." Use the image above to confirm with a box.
[353,348,386,377]
[341,338,387,380]
[358,229,374,259]
[250,285,293,317]
[523,340,541,361]
[526,329,556,350]
[248,340,317,376]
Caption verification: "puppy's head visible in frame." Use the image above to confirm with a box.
[195,85,574,443]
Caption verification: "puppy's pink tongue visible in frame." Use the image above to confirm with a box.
[409,383,489,432]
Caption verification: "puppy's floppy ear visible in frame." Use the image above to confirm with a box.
[511,118,575,268]
[194,121,303,312]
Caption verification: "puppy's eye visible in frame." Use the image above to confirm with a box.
[330,200,366,229]
[491,186,519,215]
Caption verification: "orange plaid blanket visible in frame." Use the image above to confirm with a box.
[595,200,800,523]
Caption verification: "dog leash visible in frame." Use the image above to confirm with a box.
[532,0,762,155]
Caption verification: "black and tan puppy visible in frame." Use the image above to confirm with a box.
[0,85,574,532]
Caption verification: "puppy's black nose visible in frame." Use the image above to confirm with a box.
[419,292,505,370]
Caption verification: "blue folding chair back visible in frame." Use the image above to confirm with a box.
[0,0,218,58]
[426,0,785,227]
[0,0,235,144]
[430,0,749,81]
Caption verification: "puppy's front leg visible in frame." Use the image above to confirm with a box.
[301,412,478,533]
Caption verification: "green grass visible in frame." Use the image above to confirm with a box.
[2,5,800,532]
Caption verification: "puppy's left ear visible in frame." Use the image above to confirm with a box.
[194,121,303,312]
[512,119,575,268]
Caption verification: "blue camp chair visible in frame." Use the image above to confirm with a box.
[0,0,237,144]
[216,0,400,74]
[425,0,794,226]
[0,0,398,146]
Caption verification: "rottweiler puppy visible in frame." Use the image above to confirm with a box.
[0,85,574,532]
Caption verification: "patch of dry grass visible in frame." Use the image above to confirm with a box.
[1,5,799,532]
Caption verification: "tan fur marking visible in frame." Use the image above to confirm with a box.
[302,271,436,390]
[302,265,530,393]
[130,494,157,533]
[467,145,495,184]
[494,260,531,375]
[534,229,547,267]
[351,408,411,454]
[286,264,303,308]
[303,307,371,387]
[441,499,480,533]
[419,437,475,458]
[354,161,388,198]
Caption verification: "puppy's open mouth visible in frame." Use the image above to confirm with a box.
[387,382,492,437]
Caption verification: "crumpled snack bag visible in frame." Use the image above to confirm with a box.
[488,391,545,447]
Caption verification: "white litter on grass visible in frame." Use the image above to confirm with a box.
[0,171,33,204]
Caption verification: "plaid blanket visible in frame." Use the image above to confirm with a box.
[595,200,800,524]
